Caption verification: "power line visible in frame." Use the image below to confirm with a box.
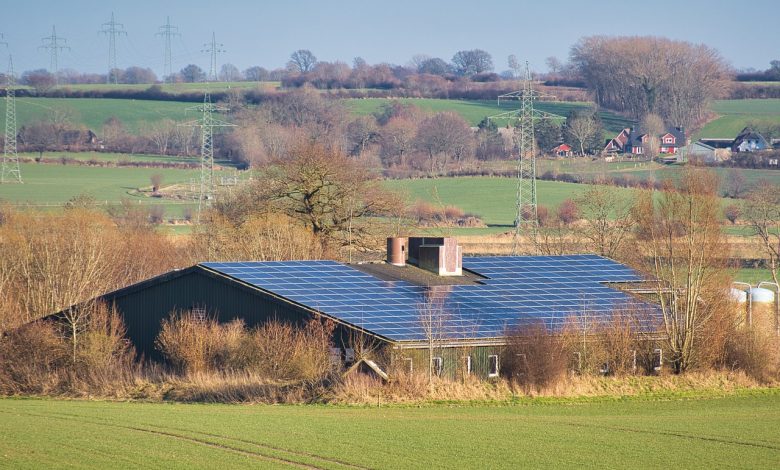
[99,12,127,84]
[39,25,69,84]
[202,32,225,82]
[182,91,235,222]
[2,55,22,184]
[156,16,179,82]
[488,61,564,255]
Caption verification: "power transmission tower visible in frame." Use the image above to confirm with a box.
[39,25,69,84]
[2,56,22,184]
[488,61,564,255]
[99,12,127,84]
[183,92,235,222]
[156,16,179,82]
[202,32,224,82]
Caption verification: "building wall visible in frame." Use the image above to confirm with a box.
[392,345,504,380]
[107,269,351,360]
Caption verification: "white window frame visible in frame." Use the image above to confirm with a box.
[432,356,443,376]
[488,355,499,377]
[462,355,472,375]
[404,357,413,373]
[653,348,663,372]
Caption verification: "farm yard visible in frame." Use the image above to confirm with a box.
[1,392,779,469]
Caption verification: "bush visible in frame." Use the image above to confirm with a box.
[557,198,580,225]
[502,323,570,393]
[156,312,335,382]
[724,204,741,224]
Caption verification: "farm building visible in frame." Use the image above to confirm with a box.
[62,237,660,379]
[732,127,771,152]
[551,143,574,156]
[604,127,686,155]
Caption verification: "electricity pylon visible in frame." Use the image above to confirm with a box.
[488,61,564,255]
[39,25,69,84]
[156,17,179,82]
[2,56,22,184]
[99,12,127,84]
[202,32,224,82]
[183,92,235,222]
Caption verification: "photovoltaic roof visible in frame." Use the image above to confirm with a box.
[200,255,659,343]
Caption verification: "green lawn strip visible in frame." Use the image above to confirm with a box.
[1,391,779,469]
[2,97,192,134]
[344,98,634,134]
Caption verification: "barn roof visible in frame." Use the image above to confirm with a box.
[199,255,659,344]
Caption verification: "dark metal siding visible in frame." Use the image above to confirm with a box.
[109,269,322,360]
[394,346,503,380]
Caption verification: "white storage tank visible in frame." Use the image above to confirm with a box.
[750,287,775,304]
[729,288,748,303]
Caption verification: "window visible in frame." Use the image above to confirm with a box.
[653,348,663,372]
[488,355,499,377]
[462,356,472,375]
[404,358,413,373]
[344,348,355,363]
[432,356,443,376]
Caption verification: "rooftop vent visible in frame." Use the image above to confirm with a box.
[406,236,462,277]
[386,237,408,266]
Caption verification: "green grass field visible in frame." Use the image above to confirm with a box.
[1,97,193,134]
[1,392,779,468]
[54,81,280,94]
[344,98,634,134]
[699,99,780,139]
[0,162,199,217]
[386,177,625,227]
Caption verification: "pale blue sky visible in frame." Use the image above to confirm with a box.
[1,0,777,76]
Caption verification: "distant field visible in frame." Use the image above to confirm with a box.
[1,392,779,469]
[386,177,640,226]
[0,162,200,217]
[1,97,192,134]
[345,98,635,135]
[25,81,280,94]
[699,99,780,139]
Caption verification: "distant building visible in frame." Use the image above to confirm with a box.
[604,127,686,155]
[551,143,573,157]
[732,127,771,152]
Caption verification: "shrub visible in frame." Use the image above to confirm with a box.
[724,204,741,224]
[156,312,335,382]
[502,323,570,393]
[557,198,580,225]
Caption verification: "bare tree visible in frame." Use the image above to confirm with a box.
[288,49,318,73]
[576,185,636,258]
[416,289,451,383]
[632,169,727,372]
[564,110,601,156]
[724,168,748,199]
[744,180,780,325]
[508,54,521,78]
[379,117,417,168]
[345,116,379,157]
[414,112,473,174]
[570,36,728,127]
[451,49,493,76]
[545,56,562,76]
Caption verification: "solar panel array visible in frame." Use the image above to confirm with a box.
[200,254,659,342]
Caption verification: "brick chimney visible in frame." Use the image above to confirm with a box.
[406,237,462,276]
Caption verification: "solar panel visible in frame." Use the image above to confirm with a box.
[200,255,659,342]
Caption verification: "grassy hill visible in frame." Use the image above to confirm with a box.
[699,99,780,138]
[2,392,779,468]
[345,98,634,134]
[0,97,192,134]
